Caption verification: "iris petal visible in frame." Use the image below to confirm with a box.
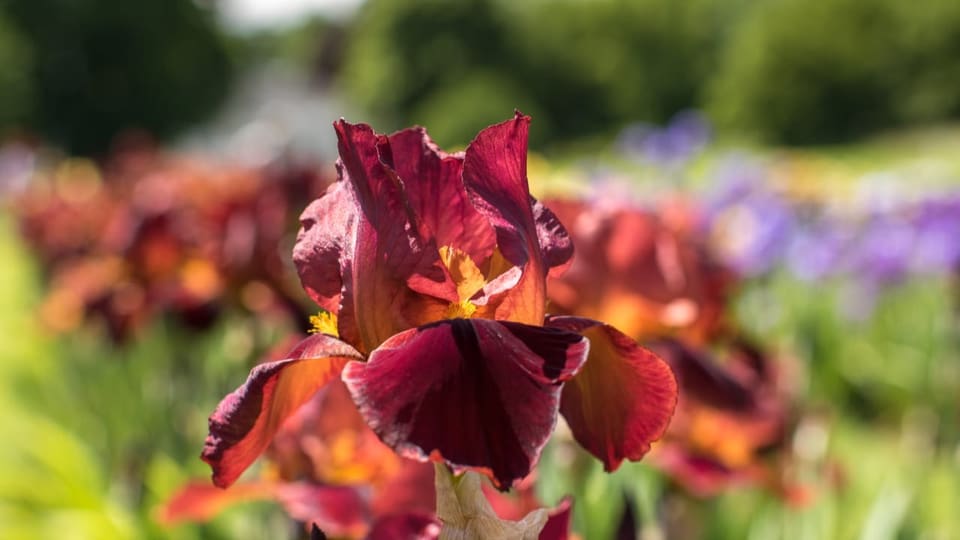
[333,120,453,351]
[463,113,545,325]
[646,338,755,411]
[294,181,355,314]
[538,497,574,540]
[342,318,588,489]
[546,316,678,471]
[532,199,574,278]
[274,483,370,538]
[202,333,363,488]
[382,127,497,265]
[158,480,277,524]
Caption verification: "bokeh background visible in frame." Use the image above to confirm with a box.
[1,0,959,538]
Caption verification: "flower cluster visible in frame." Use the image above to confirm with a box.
[11,145,330,340]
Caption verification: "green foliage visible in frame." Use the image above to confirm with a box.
[0,0,234,155]
[339,0,743,147]
[708,0,960,144]
[0,10,32,131]
[340,0,960,146]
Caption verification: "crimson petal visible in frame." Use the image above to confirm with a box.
[333,120,453,351]
[382,127,497,264]
[462,112,546,324]
[293,181,356,314]
[342,318,588,489]
[539,496,574,540]
[546,316,678,471]
[532,199,574,277]
[274,483,370,538]
[202,333,363,488]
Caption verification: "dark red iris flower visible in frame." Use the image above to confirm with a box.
[15,147,331,341]
[202,113,678,492]
[545,198,732,346]
[646,338,801,499]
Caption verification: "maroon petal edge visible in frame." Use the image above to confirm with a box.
[342,318,588,489]
[546,315,678,471]
[201,333,362,488]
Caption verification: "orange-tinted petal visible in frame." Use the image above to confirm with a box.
[546,316,678,471]
[202,333,362,488]
[158,480,277,524]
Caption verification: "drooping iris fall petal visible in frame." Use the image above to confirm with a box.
[546,316,678,471]
[202,333,363,488]
[342,318,588,489]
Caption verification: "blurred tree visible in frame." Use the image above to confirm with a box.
[0,9,32,132]
[707,0,900,144]
[0,0,234,155]
[339,0,743,147]
[891,0,960,124]
[707,0,960,144]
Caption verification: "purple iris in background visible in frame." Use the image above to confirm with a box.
[910,195,960,274]
[786,219,852,283]
[618,110,711,166]
[702,160,795,278]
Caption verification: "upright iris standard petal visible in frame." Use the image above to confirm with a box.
[342,318,588,489]
[159,481,278,524]
[202,333,363,488]
[382,128,497,265]
[462,113,546,324]
[293,181,356,314]
[531,200,574,278]
[546,316,678,471]
[332,121,453,351]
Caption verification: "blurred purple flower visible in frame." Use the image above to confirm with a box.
[0,142,35,197]
[618,111,711,165]
[834,213,914,319]
[786,221,851,282]
[702,162,795,277]
[910,195,960,274]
